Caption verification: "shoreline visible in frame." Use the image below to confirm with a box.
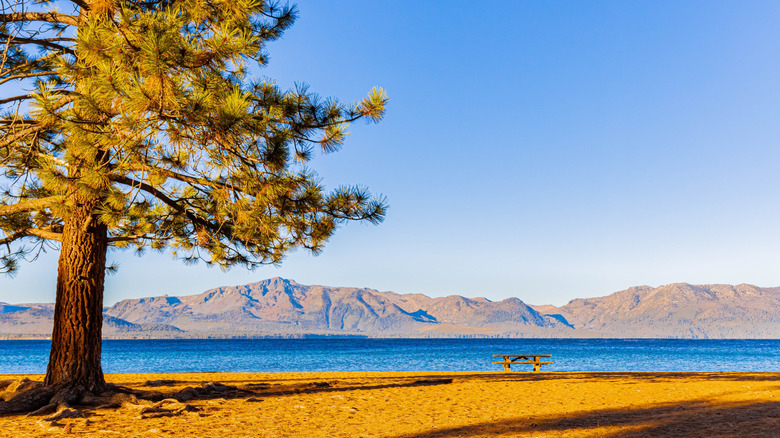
[2,371,778,437]
[3,336,780,340]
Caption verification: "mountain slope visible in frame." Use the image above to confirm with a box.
[104,277,568,337]
[545,283,780,338]
[0,303,183,339]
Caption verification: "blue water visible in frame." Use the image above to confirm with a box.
[0,338,778,374]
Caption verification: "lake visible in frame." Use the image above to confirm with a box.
[0,338,778,374]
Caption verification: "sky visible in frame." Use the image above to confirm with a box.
[4,0,780,306]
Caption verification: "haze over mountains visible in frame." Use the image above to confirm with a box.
[1,278,778,339]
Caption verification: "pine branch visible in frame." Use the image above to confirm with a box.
[0,12,79,26]
[0,52,60,80]
[0,230,26,246]
[0,33,75,54]
[26,227,62,241]
[0,70,56,86]
[110,175,180,210]
[67,0,89,8]
[0,94,34,105]
[0,95,74,148]
[122,163,254,194]
[110,174,226,236]
[108,234,171,243]
[0,127,68,167]
[0,123,48,149]
[0,196,63,216]
[0,119,37,125]
[0,227,62,244]
[262,112,363,132]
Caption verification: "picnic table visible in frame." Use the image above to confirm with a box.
[492,354,553,372]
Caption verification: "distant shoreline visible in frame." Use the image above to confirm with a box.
[3,335,780,340]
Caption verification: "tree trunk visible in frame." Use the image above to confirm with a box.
[44,196,107,393]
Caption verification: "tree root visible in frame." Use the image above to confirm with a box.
[0,377,253,418]
[0,379,56,415]
[0,378,116,416]
[0,377,353,418]
[0,376,323,428]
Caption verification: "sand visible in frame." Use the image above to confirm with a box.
[1,371,778,437]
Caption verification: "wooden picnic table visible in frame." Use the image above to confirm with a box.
[492,354,553,372]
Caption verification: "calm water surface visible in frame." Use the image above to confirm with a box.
[0,338,778,374]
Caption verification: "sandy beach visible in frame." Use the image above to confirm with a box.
[1,371,778,437]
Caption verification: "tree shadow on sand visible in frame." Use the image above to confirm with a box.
[389,398,780,438]
[164,371,780,388]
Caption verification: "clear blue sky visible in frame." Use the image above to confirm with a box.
[4,0,780,306]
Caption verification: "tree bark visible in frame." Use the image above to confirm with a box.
[44,195,107,393]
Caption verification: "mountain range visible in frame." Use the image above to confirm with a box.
[1,278,778,339]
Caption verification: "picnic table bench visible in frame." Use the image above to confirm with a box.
[492,354,553,372]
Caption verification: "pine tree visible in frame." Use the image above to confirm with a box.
[0,0,387,411]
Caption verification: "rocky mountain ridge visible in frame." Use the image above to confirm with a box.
[1,278,778,339]
[103,277,568,337]
[537,283,780,338]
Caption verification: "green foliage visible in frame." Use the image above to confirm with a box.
[0,0,387,272]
